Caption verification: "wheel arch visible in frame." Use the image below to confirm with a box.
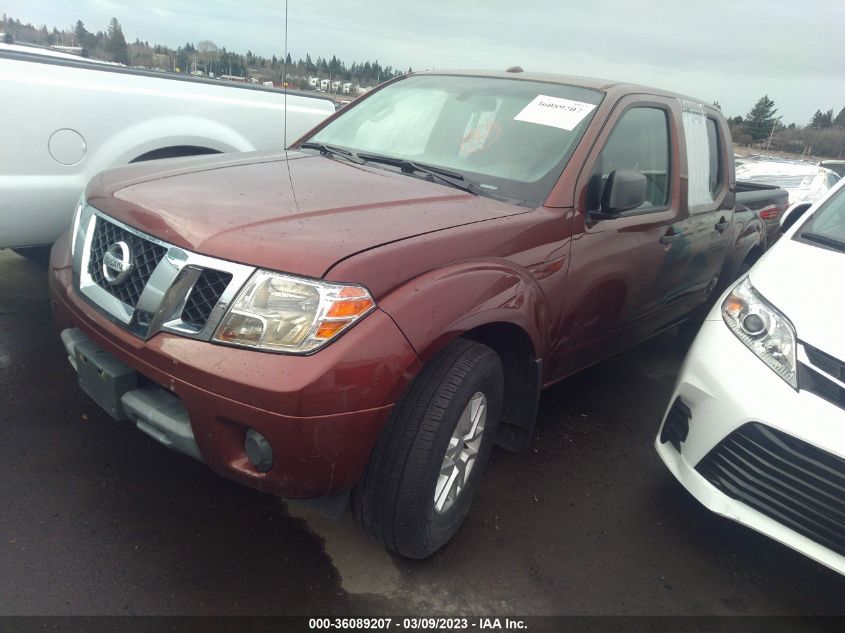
[86,115,256,173]
[718,209,766,294]
[460,321,542,453]
[130,145,221,163]
[377,260,550,453]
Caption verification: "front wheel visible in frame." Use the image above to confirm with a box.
[352,339,503,559]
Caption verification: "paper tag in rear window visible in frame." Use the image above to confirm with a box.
[514,95,596,131]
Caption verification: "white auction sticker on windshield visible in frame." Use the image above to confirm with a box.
[514,95,596,130]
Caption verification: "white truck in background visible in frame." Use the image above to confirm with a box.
[0,44,335,259]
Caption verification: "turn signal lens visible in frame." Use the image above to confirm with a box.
[326,298,375,318]
[213,270,376,353]
[315,321,348,339]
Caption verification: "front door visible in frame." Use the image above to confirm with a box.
[549,96,693,379]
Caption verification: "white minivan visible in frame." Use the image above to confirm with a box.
[656,177,845,576]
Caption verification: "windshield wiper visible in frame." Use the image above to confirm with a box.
[297,142,363,163]
[356,153,478,195]
[800,231,845,252]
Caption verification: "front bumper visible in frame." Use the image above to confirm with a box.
[655,317,845,576]
[49,233,422,498]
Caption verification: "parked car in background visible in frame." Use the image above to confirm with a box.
[820,160,845,178]
[656,177,845,576]
[735,161,838,245]
[50,70,767,558]
[736,160,840,206]
[734,179,790,245]
[0,44,335,260]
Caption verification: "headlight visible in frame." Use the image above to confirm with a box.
[721,277,797,388]
[70,195,84,258]
[213,270,376,353]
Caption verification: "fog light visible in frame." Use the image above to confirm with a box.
[244,428,273,472]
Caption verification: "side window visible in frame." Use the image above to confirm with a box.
[706,118,722,196]
[587,107,670,212]
[682,100,724,209]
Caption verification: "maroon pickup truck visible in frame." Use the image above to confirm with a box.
[49,70,766,558]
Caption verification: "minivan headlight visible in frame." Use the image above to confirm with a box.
[213,270,375,353]
[721,277,797,388]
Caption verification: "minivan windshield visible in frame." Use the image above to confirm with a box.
[799,185,845,252]
[304,74,604,206]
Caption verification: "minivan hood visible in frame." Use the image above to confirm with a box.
[87,151,527,279]
[749,236,845,361]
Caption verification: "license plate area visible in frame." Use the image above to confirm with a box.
[74,338,138,420]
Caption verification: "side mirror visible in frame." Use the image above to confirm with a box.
[601,170,647,215]
[780,202,812,232]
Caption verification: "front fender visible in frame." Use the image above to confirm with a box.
[377,260,549,363]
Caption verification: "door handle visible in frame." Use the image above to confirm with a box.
[660,229,684,245]
[715,218,729,233]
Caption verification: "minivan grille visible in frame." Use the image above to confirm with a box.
[697,422,845,557]
[88,217,167,307]
[181,269,233,329]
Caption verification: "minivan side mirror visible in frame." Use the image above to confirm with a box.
[600,170,647,215]
[780,202,812,233]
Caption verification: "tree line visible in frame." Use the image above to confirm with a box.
[3,13,844,156]
[1,14,408,90]
[728,95,845,159]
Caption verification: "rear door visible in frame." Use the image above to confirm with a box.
[663,101,733,321]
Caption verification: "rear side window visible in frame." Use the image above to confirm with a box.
[682,100,723,209]
[587,107,670,212]
[706,119,722,195]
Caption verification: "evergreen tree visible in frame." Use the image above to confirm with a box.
[810,109,834,129]
[106,17,129,64]
[834,106,845,128]
[744,95,778,142]
[73,20,90,48]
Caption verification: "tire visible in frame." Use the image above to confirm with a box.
[352,338,503,559]
[12,246,51,265]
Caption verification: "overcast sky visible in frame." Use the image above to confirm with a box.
[5,0,844,123]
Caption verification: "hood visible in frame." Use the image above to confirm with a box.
[749,236,845,361]
[87,151,528,278]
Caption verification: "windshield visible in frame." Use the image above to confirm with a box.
[798,184,845,250]
[305,74,604,206]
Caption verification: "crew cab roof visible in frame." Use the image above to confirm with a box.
[414,69,718,113]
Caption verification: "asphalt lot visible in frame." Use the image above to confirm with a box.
[1,248,844,617]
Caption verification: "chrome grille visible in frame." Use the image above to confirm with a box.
[88,218,167,307]
[73,206,255,341]
[181,269,233,329]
